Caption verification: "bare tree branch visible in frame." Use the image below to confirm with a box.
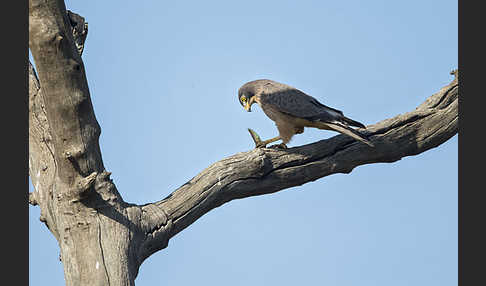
[136,72,458,263]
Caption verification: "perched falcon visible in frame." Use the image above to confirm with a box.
[238,79,374,148]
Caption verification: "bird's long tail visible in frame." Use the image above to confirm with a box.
[325,122,374,147]
[341,116,366,129]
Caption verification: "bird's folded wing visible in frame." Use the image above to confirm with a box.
[261,88,344,122]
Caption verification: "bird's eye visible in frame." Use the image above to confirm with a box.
[241,96,247,103]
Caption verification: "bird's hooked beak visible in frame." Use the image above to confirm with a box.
[244,102,252,112]
[243,96,254,112]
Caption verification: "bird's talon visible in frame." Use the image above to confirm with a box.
[255,142,267,148]
[270,143,287,149]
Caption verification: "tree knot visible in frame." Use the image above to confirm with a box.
[70,172,98,202]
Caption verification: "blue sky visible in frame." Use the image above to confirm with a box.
[29,0,457,285]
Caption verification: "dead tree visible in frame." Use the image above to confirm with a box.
[28,1,458,285]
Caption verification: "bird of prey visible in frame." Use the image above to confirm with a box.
[238,79,374,148]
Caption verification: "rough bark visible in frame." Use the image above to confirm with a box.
[29,1,140,285]
[28,0,458,285]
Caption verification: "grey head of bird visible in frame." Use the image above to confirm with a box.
[238,79,274,112]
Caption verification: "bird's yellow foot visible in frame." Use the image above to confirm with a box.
[269,143,287,149]
[256,142,268,148]
[247,128,284,149]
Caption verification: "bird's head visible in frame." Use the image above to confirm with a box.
[238,82,258,112]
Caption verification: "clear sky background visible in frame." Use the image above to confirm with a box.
[29,0,457,285]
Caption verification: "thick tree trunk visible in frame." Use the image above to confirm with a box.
[28,1,458,285]
[29,1,140,285]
